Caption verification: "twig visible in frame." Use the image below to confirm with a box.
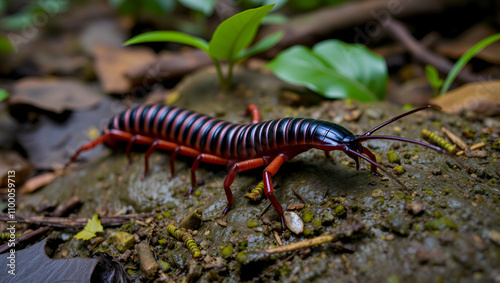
[257,202,272,219]
[470,142,486,151]
[385,19,480,84]
[261,0,462,57]
[50,196,81,217]
[441,127,467,150]
[273,230,283,246]
[252,252,297,283]
[341,254,357,283]
[323,188,329,199]
[0,197,80,254]
[292,189,307,204]
[264,234,337,254]
[0,213,155,228]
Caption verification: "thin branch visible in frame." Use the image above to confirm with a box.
[385,19,480,84]
[0,213,155,228]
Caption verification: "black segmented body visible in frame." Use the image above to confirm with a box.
[104,104,353,161]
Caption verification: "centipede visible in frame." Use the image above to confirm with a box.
[68,104,452,229]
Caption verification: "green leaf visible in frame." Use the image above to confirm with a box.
[0,89,8,102]
[74,230,97,241]
[236,30,284,61]
[440,33,500,95]
[124,31,209,52]
[178,0,216,15]
[267,45,379,101]
[143,0,176,15]
[0,36,12,54]
[267,40,388,101]
[74,214,103,240]
[209,4,274,62]
[312,40,387,100]
[1,13,32,31]
[261,13,288,25]
[425,65,443,95]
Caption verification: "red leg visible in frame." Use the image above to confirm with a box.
[324,151,336,165]
[125,136,140,166]
[188,154,228,194]
[362,147,381,176]
[169,147,181,180]
[144,141,199,180]
[346,152,360,170]
[245,104,261,124]
[67,134,109,165]
[167,145,200,180]
[221,157,271,217]
[67,129,133,166]
[142,140,159,180]
[262,154,288,230]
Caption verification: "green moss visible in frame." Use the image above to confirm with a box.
[321,210,335,224]
[112,232,135,252]
[221,245,234,259]
[236,251,249,264]
[158,259,170,271]
[387,274,399,283]
[403,151,414,159]
[247,220,260,228]
[303,209,315,223]
[393,194,405,200]
[303,227,313,237]
[335,205,346,217]
[393,166,405,175]
[158,238,167,246]
[387,151,401,164]
[313,218,322,232]
[429,216,458,230]
[194,190,202,197]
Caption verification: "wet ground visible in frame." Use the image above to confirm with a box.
[20,67,500,282]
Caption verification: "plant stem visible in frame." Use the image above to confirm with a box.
[211,57,228,91]
[226,61,234,91]
[440,33,500,95]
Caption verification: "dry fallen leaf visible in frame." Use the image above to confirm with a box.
[93,45,156,94]
[430,81,500,116]
[20,172,60,194]
[0,149,31,187]
[11,78,102,114]
[436,23,500,64]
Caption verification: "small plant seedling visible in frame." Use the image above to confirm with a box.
[0,89,8,102]
[425,65,443,96]
[74,214,103,240]
[267,39,388,102]
[426,33,500,95]
[124,4,283,91]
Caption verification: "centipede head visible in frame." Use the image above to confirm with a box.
[340,105,457,188]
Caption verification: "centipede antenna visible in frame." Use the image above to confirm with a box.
[362,105,440,137]
[345,148,405,188]
[356,135,467,169]
[355,135,450,155]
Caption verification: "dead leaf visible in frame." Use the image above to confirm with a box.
[0,150,31,187]
[20,172,60,194]
[124,49,212,85]
[436,23,500,64]
[0,238,98,282]
[93,46,156,94]
[17,98,126,170]
[430,81,500,116]
[11,77,102,114]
